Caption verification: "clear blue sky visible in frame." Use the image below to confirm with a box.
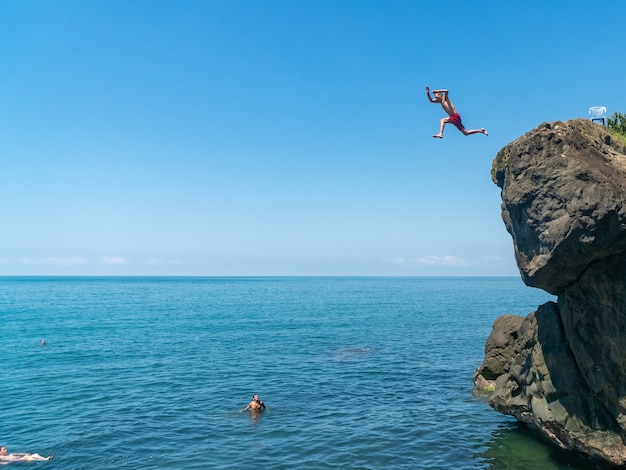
[2,0,625,276]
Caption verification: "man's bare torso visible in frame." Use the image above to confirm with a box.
[440,95,457,116]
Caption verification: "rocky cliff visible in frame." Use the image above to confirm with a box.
[474,119,626,466]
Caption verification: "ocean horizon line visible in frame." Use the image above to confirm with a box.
[0,274,523,280]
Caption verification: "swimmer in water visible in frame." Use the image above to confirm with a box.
[0,446,53,461]
[241,394,266,412]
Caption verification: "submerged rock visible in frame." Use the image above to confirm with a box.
[475,119,626,466]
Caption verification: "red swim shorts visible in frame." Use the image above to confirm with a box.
[448,113,463,130]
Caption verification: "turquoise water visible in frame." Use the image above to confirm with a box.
[0,277,598,469]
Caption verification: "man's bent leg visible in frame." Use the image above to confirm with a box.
[433,117,449,138]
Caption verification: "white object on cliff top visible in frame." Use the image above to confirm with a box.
[589,106,607,125]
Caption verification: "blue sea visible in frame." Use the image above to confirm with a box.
[0,277,600,469]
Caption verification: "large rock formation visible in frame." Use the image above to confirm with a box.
[475,119,626,465]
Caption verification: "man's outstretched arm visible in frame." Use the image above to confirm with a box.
[425,86,436,102]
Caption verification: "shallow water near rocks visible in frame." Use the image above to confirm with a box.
[0,277,602,469]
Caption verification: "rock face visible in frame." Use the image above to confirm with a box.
[475,119,626,465]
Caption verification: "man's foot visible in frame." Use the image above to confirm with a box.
[482,129,488,136]
[433,134,443,139]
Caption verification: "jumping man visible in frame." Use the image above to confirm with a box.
[426,86,488,138]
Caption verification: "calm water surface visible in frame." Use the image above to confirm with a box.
[0,277,601,469]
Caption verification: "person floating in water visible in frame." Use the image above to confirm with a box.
[426,86,488,138]
[0,446,53,461]
[241,394,266,413]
